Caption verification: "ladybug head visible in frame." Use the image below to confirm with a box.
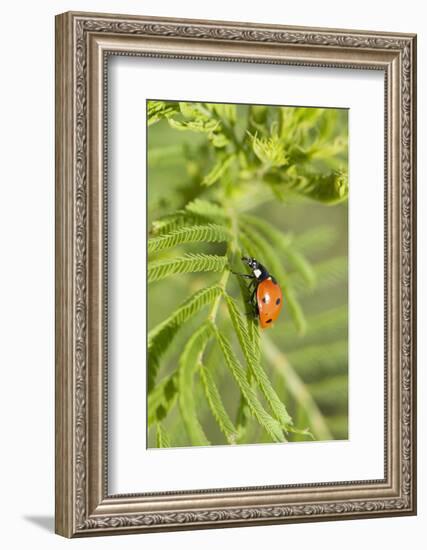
[242,256,259,269]
[242,256,269,280]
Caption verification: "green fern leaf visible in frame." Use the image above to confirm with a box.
[248,317,261,366]
[148,373,178,426]
[286,425,314,440]
[150,199,229,236]
[225,294,292,429]
[199,364,238,444]
[206,103,237,125]
[248,131,288,168]
[212,326,285,443]
[147,101,179,126]
[178,323,212,446]
[168,102,229,148]
[148,285,222,392]
[169,117,219,134]
[148,224,231,253]
[184,198,228,221]
[239,225,307,334]
[269,170,348,204]
[233,272,256,442]
[156,422,172,448]
[148,253,227,283]
[150,212,217,236]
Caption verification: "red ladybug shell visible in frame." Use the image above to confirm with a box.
[256,277,283,329]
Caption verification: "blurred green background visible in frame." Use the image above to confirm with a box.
[147,101,348,448]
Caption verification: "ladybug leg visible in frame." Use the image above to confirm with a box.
[247,286,259,318]
[231,271,255,279]
[245,279,257,302]
[251,298,259,318]
[247,285,257,305]
[250,287,257,301]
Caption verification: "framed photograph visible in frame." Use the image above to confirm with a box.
[55,11,417,537]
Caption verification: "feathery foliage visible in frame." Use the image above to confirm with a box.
[178,323,212,446]
[148,253,227,283]
[225,294,292,429]
[239,223,307,334]
[156,422,172,448]
[147,100,349,448]
[148,224,231,253]
[199,364,238,444]
[148,285,222,391]
[212,326,286,443]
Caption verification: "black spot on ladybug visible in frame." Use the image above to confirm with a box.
[276,298,281,305]
[262,296,267,303]
[266,319,272,324]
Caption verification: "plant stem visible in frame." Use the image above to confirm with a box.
[208,202,240,324]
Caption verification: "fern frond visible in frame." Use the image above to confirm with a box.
[147,100,179,126]
[148,285,222,392]
[156,422,172,448]
[225,294,292,430]
[199,364,238,444]
[184,198,228,221]
[270,169,348,204]
[178,323,212,446]
[248,316,261,366]
[206,103,237,125]
[150,199,228,236]
[241,214,315,286]
[150,212,216,236]
[148,253,227,283]
[169,116,219,134]
[233,275,255,443]
[234,274,262,367]
[148,224,231,254]
[224,294,256,365]
[239,225,307,334]
[249,131,288,168]
[212,326,285,443]
[286,425,314,440]
[148,373,178,426]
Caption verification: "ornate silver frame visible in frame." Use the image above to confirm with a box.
[55,11,417,537]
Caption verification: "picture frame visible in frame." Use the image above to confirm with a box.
[55,11,417,537]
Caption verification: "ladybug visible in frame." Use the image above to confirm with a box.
[233,256,283,329]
